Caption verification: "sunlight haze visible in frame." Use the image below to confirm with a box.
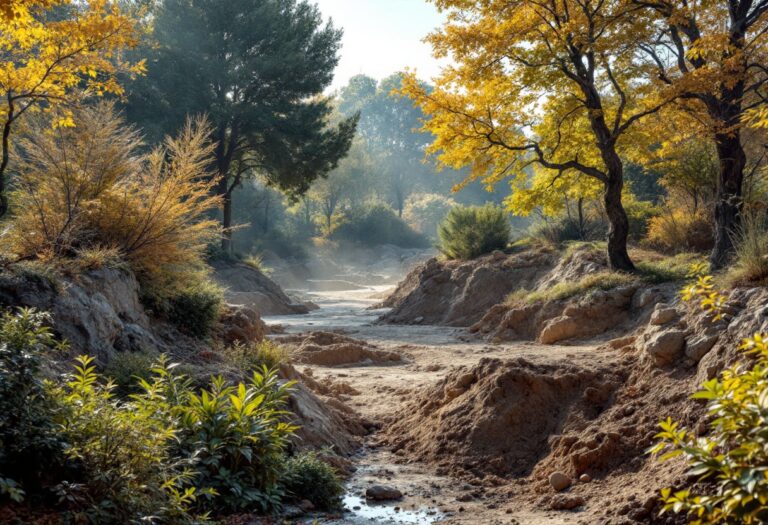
[313,0,446,90]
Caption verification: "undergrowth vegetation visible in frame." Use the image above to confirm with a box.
[0,309,341,522]
[652,271,767,523]
[438,204,511,260]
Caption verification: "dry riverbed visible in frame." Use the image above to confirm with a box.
[264,285,617,524]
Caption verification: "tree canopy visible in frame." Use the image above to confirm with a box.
[126,0,357,251]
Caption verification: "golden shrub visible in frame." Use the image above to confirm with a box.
[9,102,221,288]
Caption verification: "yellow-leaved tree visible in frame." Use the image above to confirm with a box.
[402,0,676,271]
[632,0,768,268]
[0,0,143,217]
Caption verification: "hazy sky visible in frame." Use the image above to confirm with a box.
[312,0,446,91]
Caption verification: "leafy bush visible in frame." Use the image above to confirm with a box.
[280,452,342,510]
[9,102,221,294]
[651,333,768,524]
[331,203,428,248]
[528,215,603,245]
[0,309,65,500]
[645,208,713,254]
[624,199,659,241]
[50,355,206,524]
[176,368,297,513]
[438,204,511,260]
[143,277,224,339]
[103,351,158,395]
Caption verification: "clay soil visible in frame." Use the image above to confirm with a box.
[266,287,699,525]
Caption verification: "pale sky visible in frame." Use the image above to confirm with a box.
[312,0,446,91]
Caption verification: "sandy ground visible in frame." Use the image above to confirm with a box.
[265,286,615,524]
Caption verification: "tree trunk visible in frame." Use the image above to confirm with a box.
[710,131,745,269]
[219,173,233,253]
[603,156,635,272]
[0,116,12,219]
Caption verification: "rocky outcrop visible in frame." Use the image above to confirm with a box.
[380,248,556,326]
[211,260,311,316]
[0,267,158,361]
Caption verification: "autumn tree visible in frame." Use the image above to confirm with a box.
[634,0,768,267]
[127,0,357,252]
[403,0,680,271]
[0,0,142,218]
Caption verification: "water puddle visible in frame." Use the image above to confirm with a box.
[330,494,443,524]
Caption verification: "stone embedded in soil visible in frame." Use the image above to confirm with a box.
[550,494,585,510]
[579,474,591,483]
[549,471,572,492]
[365,485,403,501]
[650,306,678,326]
[643,328,686,366]
[685,334,719,362]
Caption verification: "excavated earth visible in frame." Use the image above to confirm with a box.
[265,247,768,525]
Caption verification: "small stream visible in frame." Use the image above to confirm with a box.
[263,282,447,524]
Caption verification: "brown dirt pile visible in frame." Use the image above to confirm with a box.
[383,355,627,480]
[379,248,556,326]
[276,331,403,367]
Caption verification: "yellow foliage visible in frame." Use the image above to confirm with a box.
[8,103,222,289]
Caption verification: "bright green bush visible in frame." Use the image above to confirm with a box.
[50,355,207,524]
[438,204,511,260]
[651,333,768,524]
[177,368,297,513]
[280,452,343,510]
[0,309,65,502]
[331,203,428,248]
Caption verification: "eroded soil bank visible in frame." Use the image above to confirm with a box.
[265,286,624,524]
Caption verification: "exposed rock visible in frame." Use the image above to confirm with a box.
[579,474,592,483]
[380,249,556,326]
[549,471,572,491]
[365,485,403,501]
[218,304,266,344]
[211,260,309,315]
[650,306,678,326]
[550,495,585,510]
[643,328,686,366]
[685,334,719,362]
[0,267,157,361]
[280,364,367,456]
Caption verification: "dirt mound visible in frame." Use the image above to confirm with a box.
[280,364,369,457]
[211,260,311,315]
[379,248,556,326]
[276,331,403,366]
[383,355,626,479]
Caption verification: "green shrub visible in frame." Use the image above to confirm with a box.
[651,333,768,524]
[280,452,342,510]
[331,203,428,248]
[403,192,457,238]
[144,277,224,339]
[438,204,511,260]
[177,368,297,513]
[0,309,65,501]
[103,351,158,396]
[50,355,206,524]
[223,340,288,373]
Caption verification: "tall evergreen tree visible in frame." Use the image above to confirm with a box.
[126,0,357,251]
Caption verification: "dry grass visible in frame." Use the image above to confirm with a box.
[508,270,637,304]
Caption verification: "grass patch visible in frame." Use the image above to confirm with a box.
[508,270,637,304]
[635,251,706,283]
[222,340,288,371]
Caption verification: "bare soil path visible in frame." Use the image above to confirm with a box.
[265,287,617,524]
